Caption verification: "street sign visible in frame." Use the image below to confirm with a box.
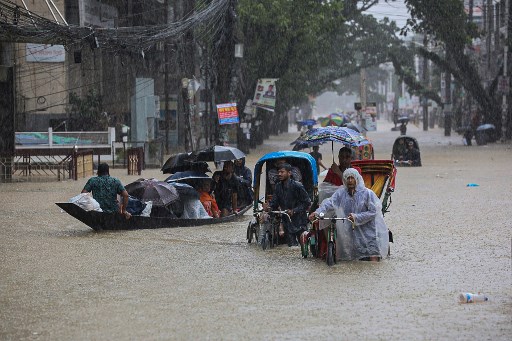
[498,76,509,94]
[354,102,377,110]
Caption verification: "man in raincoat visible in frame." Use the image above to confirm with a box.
[309,168,389,261]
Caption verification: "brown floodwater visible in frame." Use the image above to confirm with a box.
[1,120,511,340]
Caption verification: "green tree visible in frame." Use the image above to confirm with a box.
[68,90,107,131]
[236,0,404,134]
[402,0,504,133]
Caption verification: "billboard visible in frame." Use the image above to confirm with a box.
[217,103,239,125]
[252,78,277,112]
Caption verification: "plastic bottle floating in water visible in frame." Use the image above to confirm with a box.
[459,292,488,303]
[466,183,479,187]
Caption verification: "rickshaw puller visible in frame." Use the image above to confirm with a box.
[263,163,311,247]
[309,168,389,261]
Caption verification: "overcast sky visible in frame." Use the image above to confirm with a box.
[364,0,410,28]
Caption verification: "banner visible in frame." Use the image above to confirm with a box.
[217,103,239,125]
[26,44,65,63]
[253,78,278,112]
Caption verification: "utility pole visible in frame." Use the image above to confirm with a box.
[360,67,367,128]
[502,0,509,141]
[164,0,170,153]
[444,69,452,136]
[204,44,210,145]
[181,79,194,151]
[422,34,429,131]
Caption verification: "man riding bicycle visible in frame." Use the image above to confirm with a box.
[263,163,311,247]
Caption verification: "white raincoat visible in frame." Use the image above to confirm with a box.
[315,168,389,260]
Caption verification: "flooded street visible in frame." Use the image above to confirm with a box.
[1,120,511,340]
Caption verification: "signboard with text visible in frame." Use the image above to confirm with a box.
[217,103,239,125]
[26,44,65,63]
[253,78,278,112]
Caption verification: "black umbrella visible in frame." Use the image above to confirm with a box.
[290,139,323,151]
[398,116,409,124]
[193,145,245,162]
[125,178,179,206]
[161,153,210,174]
[168,182,199,200]
[165,171,210,183]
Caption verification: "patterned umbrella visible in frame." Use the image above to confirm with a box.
[302,126,369,147]
[125,178,179,206]
[318,113,350,127]
[289,139,324,151]
[302,126,371,163]
[329,114,345,127]
[317,117,331,127]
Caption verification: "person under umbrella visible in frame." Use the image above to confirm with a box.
[214,161,240,217]
[196,180,220,218]
[324,146,361,186]
[233,157,253,208]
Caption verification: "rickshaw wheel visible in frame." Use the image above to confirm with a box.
[327,242,335,266]
[261,233,268,250]
[246,222,253,243]
[254,223,260,243]
[309,229,318,258]
[301,243,308,258]
[271,222,279,248]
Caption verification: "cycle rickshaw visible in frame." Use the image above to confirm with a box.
[305,159,397,265]
[391,135,422,167]
[246,151,318,249]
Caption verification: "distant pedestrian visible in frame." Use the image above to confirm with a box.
[309,145,327,175]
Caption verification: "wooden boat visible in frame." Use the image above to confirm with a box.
[56,202,252,231]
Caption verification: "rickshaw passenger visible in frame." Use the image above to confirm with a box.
[403,141,421,166]
[392,138,407,161]
[268,158,302,188]
[324,146,361,186]
[211,170,222,195]
[263,163,311,247]
[309,168,389,261]
[197,180,220,218]
[215,161,240,217]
